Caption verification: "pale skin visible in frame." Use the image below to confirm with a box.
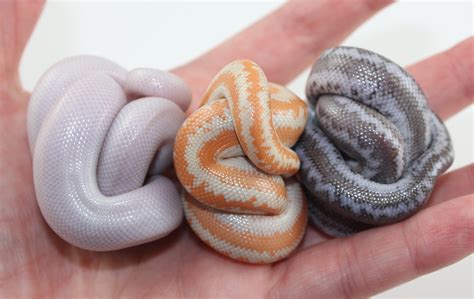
[0,0,472,297]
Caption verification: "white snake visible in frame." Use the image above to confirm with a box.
[174,60,308,264]
[27,56,191,251]
[296,47,454,236]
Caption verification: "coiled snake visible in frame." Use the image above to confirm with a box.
[27,56,191,250]
[295,47,454,236]
[174,60,308,264]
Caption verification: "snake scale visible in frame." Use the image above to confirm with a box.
[27,56,191,251]
[174,60,308,263]
[295,47,454,236]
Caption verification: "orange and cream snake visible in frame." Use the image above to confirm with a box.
[174,60,308,264]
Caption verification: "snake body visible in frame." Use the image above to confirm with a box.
[296,47,454,236]
[174,60,308,263]
[27,56,191,250]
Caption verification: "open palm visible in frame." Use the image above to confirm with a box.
[1,1,472,297]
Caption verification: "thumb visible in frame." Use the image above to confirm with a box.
[0,0,44,90]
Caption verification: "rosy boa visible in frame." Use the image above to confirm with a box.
[174,60,308,264]
[27,56,191,251]
[295,47,453,236]
[26,48,447,262]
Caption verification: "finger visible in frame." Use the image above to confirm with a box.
[427,163,474,207]
[0,0,44,90]
[173,0,392,110]
[269,194,473,298]
[299,164,474,250]
[297,226,330,251]
[408,37,474,120]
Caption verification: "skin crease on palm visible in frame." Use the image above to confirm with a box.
[0,0,472,297]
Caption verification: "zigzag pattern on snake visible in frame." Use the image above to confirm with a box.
[174,60,308,264]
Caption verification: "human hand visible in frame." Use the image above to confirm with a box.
[1,0,472,297]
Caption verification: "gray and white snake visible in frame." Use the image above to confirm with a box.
[295,47,454,236]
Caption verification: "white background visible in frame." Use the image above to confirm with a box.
[21,1,473,297]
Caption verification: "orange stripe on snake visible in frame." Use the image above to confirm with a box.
[174,60,308,263]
